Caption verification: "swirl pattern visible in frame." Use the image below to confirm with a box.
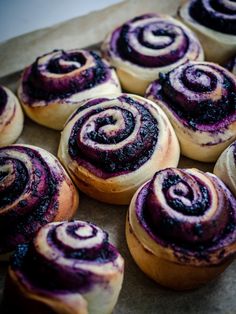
[5,221,124,314]
[214,140,236,196]
[180,0,236,64]
[188,0,236,35]
[127,168,236,289]
[18,49,121,130]
[0,145,79,254]
[101,13,203,94]
[146,61,236,162]
[0,85,24,147]
[58,94,180,204]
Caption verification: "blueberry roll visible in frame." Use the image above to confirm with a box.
[58,94,180,204]
[146,61,236,162]
[214,140,236,196]
[3,220,124,314]
[101,13,203,95]
[0,144,79,255]
[0,85,24,147]
[179,0,236,64]
[18,49,121,130]
[126,168,236,290]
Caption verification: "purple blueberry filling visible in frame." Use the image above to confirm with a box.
[161,174,210,216]
[11,222,119,293]
[0,86,7,115]
[135,170,236,263]
[0,146,62,253]
[22,50,111,102]
[147,65,236,130]
[189,0,236,35]
[111,14,191,68]
[0,158,28,207]
[68,95,158,178]
[47,51,86,74]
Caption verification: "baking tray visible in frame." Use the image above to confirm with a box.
[0,1,236,313]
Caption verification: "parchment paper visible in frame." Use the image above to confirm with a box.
[0,1,236,313]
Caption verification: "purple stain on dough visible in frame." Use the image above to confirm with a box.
[0,86,8,115]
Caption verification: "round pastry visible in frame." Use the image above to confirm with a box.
[0,85,24,147]
[0,144,79,255]
[58,94,180,204]
[214,140,236,196]
[3,220,124,314]
[18,49,121,130]
[101,13,204,95]
[225,54,236,76]
[146,61,236,162]
[179,0,236,64]
[126,168,236,290]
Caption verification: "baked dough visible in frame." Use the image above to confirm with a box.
[146,61,236,162]
[58,94,180,204]
[102,13,203,95]
[3,220,124,314]
[179,0,236,64]
[214,140,236,197]
[18,49,121,130]
[127,168,236,290]
[0,85,24,147]
[0,144,79,255]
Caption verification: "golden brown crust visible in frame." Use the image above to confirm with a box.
[126,216,231,290]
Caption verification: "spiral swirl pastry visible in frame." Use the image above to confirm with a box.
[0,85,24,147]
[214,140,236,196]
[18,49,121,130]
[180,0,236,63]
[101,13,203,95]
[3,220,124,314]
[58,94,180,204]
[0,144,79,254]
[225,54,236,75]
[126,168,236,290]
[146,61,236,162]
